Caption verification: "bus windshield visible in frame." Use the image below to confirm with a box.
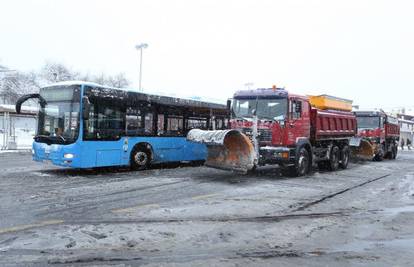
[357,116,380,129]
[232,98,287,121]
[37,85,81,144]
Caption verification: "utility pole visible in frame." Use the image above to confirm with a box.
[135,43,148,92]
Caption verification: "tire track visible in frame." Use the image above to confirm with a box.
[292,173,391,212]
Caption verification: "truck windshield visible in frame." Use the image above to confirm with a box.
[232,98,287,120]
[357,116,380,129]
[37,85,81,144]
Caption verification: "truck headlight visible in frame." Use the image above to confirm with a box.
[64,153,74,159]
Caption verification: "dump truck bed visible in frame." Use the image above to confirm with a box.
[310,108,357,140]
[385,123,400,138]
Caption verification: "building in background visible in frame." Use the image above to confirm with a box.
[397,113,414,145]
[0,104,37,150]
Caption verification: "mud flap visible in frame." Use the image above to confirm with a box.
[187,129,256,173]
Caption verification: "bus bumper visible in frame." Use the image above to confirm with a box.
[32,142,81,168]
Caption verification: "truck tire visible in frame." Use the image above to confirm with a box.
[391,145,397,160]
[328,146,340,171]
[282,147,310,177]
[373,144,384,161]
[339,146,350,169]
[130,146,151,170]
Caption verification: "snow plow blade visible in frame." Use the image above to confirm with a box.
[350,138,376,160]
[187,129,256,173]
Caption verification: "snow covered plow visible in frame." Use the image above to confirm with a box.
[350,137,377,160]
[187,129,256,173]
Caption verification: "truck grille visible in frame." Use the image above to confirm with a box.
[241,128,272,143]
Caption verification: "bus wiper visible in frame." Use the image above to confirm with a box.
[34,135,66,144]
[57,135,66,142]
[34,135,52,142]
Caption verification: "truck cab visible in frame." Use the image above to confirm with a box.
[355,110,399,160]
[230,88,311,167]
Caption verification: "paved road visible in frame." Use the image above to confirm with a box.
[0,151,413,266]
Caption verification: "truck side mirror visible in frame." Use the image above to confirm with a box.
[82,96,90,120]
[226,99,232,110]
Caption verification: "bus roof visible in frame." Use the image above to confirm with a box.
[44,81,228,111]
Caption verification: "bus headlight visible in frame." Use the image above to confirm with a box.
[64,153,74,159]
[31,149,35,155]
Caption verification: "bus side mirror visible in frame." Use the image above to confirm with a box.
[226,99,232,110]
[82,96,90,120]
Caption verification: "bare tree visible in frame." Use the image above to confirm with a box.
[91,72,130,88]
[39,62,131,88]
[105,73,130,88]
[0,61,132,105]
[39,61,78,83]
[0,70,40,104]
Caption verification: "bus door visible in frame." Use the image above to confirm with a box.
[83,104,126,167]
[153,114,186,162]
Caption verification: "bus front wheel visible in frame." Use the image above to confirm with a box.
[131,147,151,170]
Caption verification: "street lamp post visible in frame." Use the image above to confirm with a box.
[135,43,148,92]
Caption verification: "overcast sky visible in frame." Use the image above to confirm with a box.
[1,0,413,110]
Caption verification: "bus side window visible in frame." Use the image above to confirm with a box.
[157,114,165,135]
[187,117,208,131]
[84,105,95,139]
[144,113,154,134]
[126,108,142,136]
[215,118,224,130]
[84,104,125,140]
[166,115,184,136]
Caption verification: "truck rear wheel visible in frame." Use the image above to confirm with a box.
[328,146,340,171]
[339,146,350,169]
[391,145,397,160]
[374,144,384,161]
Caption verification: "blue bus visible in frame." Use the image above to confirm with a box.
[16,81,229,169]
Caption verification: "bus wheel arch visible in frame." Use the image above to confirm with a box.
[130,143,153,170]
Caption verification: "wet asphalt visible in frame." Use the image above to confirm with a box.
[0,150,413,266]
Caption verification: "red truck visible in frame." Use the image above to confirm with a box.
[354,110,399,160]
[187,87,358,176]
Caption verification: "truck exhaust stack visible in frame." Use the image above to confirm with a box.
[187,129,256,173]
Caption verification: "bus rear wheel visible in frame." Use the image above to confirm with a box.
[131,147,151,170]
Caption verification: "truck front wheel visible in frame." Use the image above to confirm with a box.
[374,144,385,161]
[282,147,310,177]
